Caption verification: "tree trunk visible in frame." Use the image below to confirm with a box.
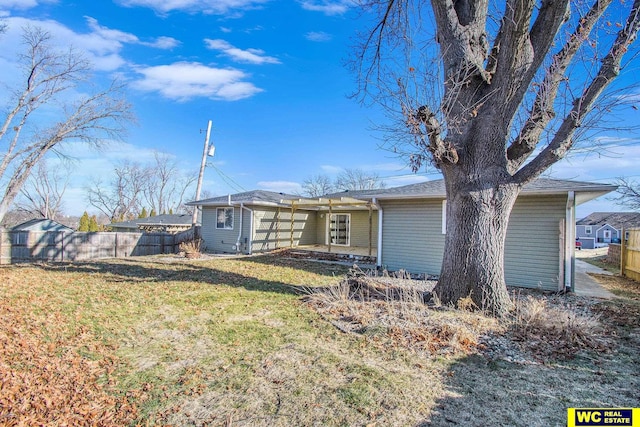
[433,178,520,316]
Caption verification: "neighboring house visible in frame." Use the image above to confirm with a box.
[109,214,194,233]
[11,218,75,233]
[576,212,640,249]
[189,179,615,292]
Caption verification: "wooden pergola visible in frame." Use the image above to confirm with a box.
[282,196,376,256]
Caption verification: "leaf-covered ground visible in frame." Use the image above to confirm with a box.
[0,254,638,426]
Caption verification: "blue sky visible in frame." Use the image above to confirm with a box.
[0,0,638,219]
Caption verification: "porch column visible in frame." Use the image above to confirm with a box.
[328,199,332,253]
[290,202,296,248]
[368,202,372,257]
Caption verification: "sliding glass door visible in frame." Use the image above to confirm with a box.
[329,213,350,246]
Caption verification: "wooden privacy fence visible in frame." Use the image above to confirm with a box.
[621,228,640,282]
[0,230,189,264]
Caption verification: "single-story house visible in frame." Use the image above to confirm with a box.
[576,212,640,249]
[109,214,194,233]
[187,190,379,255]
[188,178,615,292]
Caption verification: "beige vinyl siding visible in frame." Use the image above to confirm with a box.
[349,210,378,248]
[504,195,565,291]
[314,210,379,248]
[379,195,566,291]
[379,199,445,274]
[201,206,243,253]
[252,208,317,253]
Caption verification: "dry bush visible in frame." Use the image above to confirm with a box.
[179,238,203,258]
[509,295,610,360]
[304,273,501,357]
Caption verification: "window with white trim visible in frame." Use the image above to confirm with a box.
[585,226,592,234]
[216,207,234,230]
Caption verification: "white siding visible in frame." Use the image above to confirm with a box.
[379,195,566,291]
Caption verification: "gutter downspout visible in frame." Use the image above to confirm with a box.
[235,203,244,254]
[241,204,254,255]
[373,197,383,269]
[565,191,576,292]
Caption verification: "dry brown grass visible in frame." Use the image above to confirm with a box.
[1,256,638,426]
[509,294,610,360]
[304,274,503,357]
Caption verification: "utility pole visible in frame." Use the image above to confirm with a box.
[192,120,212,229]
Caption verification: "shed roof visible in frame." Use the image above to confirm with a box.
[576,212,640,229]
[110,214,194,229]
[11,218,75,232]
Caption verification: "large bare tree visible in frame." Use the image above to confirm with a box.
[16,159,71,220]
[143,151,197,215]
[302,174,336,197]
[613,177,640,211]
[0,26,132,224]
[356,0,640,315]
[335,168,387,191]
[87,155,197,221]
[86,161,148,222]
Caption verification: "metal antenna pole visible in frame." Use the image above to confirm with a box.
[193,120,212,228]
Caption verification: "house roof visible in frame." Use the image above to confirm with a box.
[110,214,194,229]
[189,178,616,209]
[11,218,75,232]
[576,212,640,229]
[187,190,301,207]
[325,178,616,205]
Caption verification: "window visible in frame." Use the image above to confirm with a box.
[216,207,234,229]
[585,226,592,234]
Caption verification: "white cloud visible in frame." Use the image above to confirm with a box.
[132,62,263,101]
[0,0,56,10]
[205,38,280,65]
[0,16,178,73]
[85,17,180,50]
[116,0,270,15]
[257,181,303,194]
[305,31,332,42]
[299,0,352,16]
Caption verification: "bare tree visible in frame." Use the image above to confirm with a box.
[334,168,387,191]
[143,151,197,214]
[15,159,70,220]
[86,161,148,221]
[613,177,640,211]
[302,174,336,197]
[0,26,132,224]
[355,0,640,315]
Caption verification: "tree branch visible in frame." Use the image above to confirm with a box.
[514,0,640,184]
[506,0,612,173]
